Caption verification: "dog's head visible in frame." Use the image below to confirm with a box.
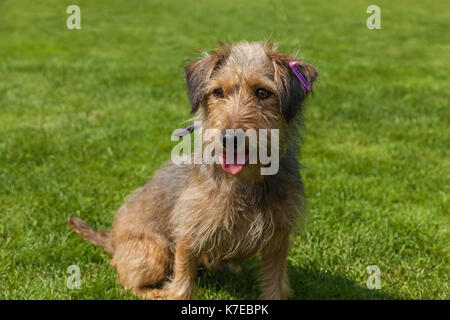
[185,41,317,179]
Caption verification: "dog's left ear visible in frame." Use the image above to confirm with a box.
[185,44,230,113]
[272,52,318,121]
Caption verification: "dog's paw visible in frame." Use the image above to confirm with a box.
[144,289,167,300]
[144,288,192,300]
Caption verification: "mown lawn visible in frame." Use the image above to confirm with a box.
[0,0,448,299]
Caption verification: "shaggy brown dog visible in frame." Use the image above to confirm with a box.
[69,40,317,300]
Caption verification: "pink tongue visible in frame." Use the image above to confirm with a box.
[220,152,248,175]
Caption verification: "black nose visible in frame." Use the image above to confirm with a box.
[221,130,238,149]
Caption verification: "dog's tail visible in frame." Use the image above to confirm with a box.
[68,217,114,254]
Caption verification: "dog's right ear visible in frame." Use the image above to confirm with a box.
[185,44,230,113]
[271,52,318,122]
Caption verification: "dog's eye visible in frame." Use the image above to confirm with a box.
[213,88,224,99]
[255,88,271,99]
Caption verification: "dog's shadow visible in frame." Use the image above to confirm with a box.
[197,258,393,300]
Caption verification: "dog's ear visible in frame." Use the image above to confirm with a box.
[185,44,230,113]
[272,52,318,121]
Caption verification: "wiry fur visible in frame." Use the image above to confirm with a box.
[69,40,317,300]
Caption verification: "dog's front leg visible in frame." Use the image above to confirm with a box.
[164,240,198,300]
[260,233,291,300]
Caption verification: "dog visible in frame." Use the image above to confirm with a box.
[69,40,317,300]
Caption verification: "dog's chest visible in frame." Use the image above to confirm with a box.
[199,197,276,262]
[181,169,302,263]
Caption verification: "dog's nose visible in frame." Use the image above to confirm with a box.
[221,130,238,149]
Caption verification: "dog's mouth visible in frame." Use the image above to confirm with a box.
[219,151,249,175]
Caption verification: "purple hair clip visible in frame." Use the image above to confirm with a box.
[289,61,311,92]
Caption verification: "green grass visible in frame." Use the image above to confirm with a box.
[0,0,448,299]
